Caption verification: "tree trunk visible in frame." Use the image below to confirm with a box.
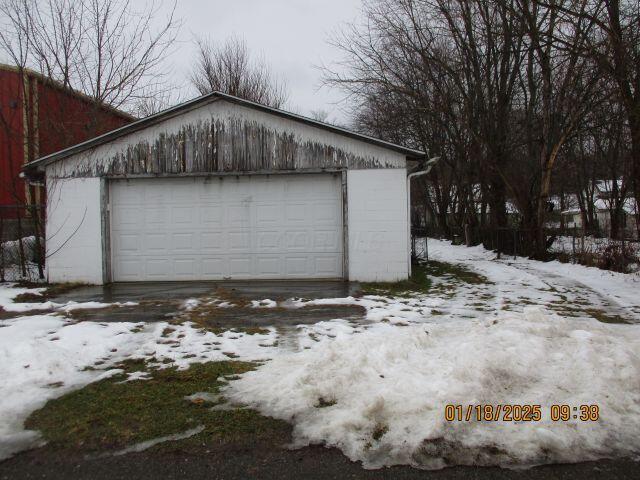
[487,177,507,229]
[630,119,640,235]
[609,208,621,240]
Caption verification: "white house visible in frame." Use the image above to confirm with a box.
[24,92,424,284]
[560,181,638,238]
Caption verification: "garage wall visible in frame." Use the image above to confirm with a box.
[45,176,103,284]
[347,169,409,282]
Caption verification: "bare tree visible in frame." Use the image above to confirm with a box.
[309,109,330,122]
[541,0,640,236]
[0,0,179,278]
[132,86,186,118]
[324,0,617,256]
[0,0,180,112]
[190,35,288,109]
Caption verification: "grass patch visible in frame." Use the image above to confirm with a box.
[361,260,489,296]
[315,397,337,408]
[422,260,488,285]
[26,361,288,453]
[372,424,388,441]
[361,263,432,295]
[584,308,631,324]
[13,282,87,303]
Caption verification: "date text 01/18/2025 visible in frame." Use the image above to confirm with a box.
[444,404,600,422]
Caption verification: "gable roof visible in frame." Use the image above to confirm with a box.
[24,91,424,172]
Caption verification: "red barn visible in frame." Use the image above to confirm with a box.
[0,64,134,213]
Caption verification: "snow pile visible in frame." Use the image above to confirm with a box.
[224,308,640,469]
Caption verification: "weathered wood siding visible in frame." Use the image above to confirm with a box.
[47,100,407,179]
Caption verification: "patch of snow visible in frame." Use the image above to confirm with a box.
[0,284,139,313]
[181,298,201,311]
[224,308,640,469]
[0,313,278,461]
[111,425,205,456]
[148,321,277,369]
[250,299,278,308]
[57,301,139,312]
[118,371,152,383]
[0,314,144,460]
[184,392,219,404]
[0,284,46,310]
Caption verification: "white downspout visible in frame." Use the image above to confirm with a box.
[407,157,441,276]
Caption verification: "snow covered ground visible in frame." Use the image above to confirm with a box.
[225,309,640,469]
[2,240,640,468]
[550,235,640,256]
[426,239,640,321]
[223,240,640,469]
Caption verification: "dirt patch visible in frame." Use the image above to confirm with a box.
[180,304,367,331]
[12,282,87,303]
[66,300,181,323]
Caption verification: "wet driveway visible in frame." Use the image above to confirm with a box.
[54,280,365,326]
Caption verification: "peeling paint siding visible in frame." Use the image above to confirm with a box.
[46,100,406,179]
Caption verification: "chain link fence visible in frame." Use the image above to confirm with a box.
[0,205,46,282]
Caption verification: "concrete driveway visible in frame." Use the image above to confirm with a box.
[53,280,366,327]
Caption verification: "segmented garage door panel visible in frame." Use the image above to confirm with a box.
[110,174,343,281]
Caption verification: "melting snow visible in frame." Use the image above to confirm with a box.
[223,308,640,469]
[0,300,277,460]
[110,426,205,456]
[250,299,278,308]
[2,240,640,467]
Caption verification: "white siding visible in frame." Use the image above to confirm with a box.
[45,177,103,284]
[347,169,409,282]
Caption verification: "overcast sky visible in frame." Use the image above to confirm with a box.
[157,0,363,123]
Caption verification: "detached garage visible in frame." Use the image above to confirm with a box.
[24,92,424,284]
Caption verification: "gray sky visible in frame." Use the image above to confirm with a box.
[157,0,363,123]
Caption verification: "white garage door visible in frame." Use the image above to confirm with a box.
[109,174,343,281]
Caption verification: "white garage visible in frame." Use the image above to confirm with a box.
[25,91,424,284]
[110,174,343,281]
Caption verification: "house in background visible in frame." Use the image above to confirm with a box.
[560,180,638,239]
[0,64,133,217]
[24,92,424,284]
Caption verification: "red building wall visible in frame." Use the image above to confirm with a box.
[0,65,133,211]
[0,68,25,209]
